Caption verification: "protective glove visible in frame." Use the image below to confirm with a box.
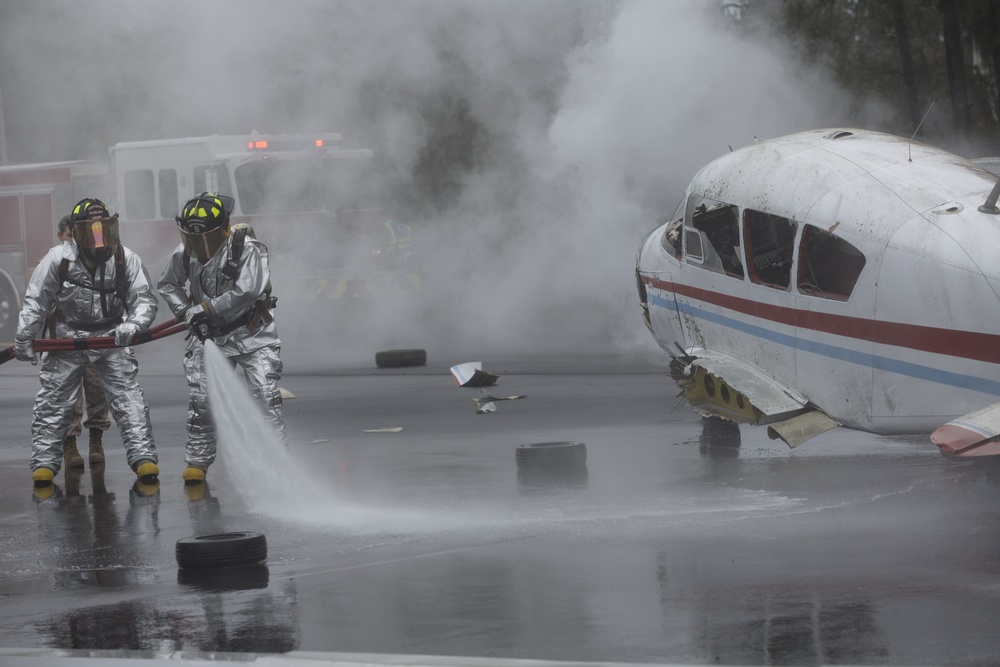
[186,311,212,343]
[183,305,204,325]
[13,335,37,365]
[114,322,139,347]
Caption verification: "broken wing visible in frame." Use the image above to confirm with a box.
[670,348,838,448]
[931,400,1000,457]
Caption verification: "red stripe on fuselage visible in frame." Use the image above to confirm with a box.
[644,276,1000,365]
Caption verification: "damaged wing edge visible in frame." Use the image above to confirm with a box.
[767,410,839,448]
[669,345,838,448]
[931,399,1000,457]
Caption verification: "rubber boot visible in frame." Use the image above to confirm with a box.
[33,485,57,502]
[63,436,85,469]
[88,428,105,464]
[133,459,159,481]
[32,467,55,485]
[182,465,208,484]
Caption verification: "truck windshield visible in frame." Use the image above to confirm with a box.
[234,158,378,215]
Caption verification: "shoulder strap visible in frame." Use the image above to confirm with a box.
[222,226,247,281]
[114,245,128,306]
[59,258,70,284]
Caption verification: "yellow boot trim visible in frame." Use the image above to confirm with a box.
[134,479,160,497]
[134,461,160,479]
[33,485,56,501]
[182,465,207,483]
[32,467,55,484]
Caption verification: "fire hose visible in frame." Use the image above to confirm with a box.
[0,318,187,365]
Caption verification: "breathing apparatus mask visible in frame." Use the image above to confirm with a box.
[176,193,235,261]
[70,198,120,265]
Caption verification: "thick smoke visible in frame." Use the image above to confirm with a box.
[0,0,866,367]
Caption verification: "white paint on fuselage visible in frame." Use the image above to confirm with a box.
[638,128,1000,435]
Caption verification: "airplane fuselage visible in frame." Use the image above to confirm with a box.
[637,128,1000,435]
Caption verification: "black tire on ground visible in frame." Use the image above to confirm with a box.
[176,532,268,570]
[375,348,427,368]
[515,441,587,469]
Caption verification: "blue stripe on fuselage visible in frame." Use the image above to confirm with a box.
[649,292,1000,396]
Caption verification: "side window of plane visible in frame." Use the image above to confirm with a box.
[797,224,866,300]
[686,198,744,279]
[685,227,704,262]
[660,217,684,258]
[743,209,795,289]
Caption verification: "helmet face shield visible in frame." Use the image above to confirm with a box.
[176,192,234,261]
[70,198,120,264]
[180,225,230,261]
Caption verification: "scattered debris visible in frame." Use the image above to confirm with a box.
[363,427,403,433]
[308,438,331,444]
[451,362,499,387]
[474,390,526,414]
[478,392,526,402]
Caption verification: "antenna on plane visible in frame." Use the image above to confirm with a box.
[908,100,935,162]
[979,180,1000,215]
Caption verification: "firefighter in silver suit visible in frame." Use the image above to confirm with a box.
[157,192,285,484]
[14,198,160,487]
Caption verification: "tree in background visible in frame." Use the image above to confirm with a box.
[742,0,1000,152]
[939,0,971,137]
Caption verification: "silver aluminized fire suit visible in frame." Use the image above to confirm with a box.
[17,243,158,474]
[157,235,286,468]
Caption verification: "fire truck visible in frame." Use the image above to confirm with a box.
[0,132,419,342]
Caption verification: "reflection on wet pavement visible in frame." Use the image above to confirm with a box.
[2,364,1000,664]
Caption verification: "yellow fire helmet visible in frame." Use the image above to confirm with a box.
[176,192,235,261]
[70,198,120,264]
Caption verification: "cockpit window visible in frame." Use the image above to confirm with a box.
[686,197,744,279]
[656,199,686,259]
[685,228,704,262]
[797,224,866,300]
[660,218,683,258]
[744,209,796,290]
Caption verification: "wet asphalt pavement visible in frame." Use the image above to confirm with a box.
[1,337,1000,667]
